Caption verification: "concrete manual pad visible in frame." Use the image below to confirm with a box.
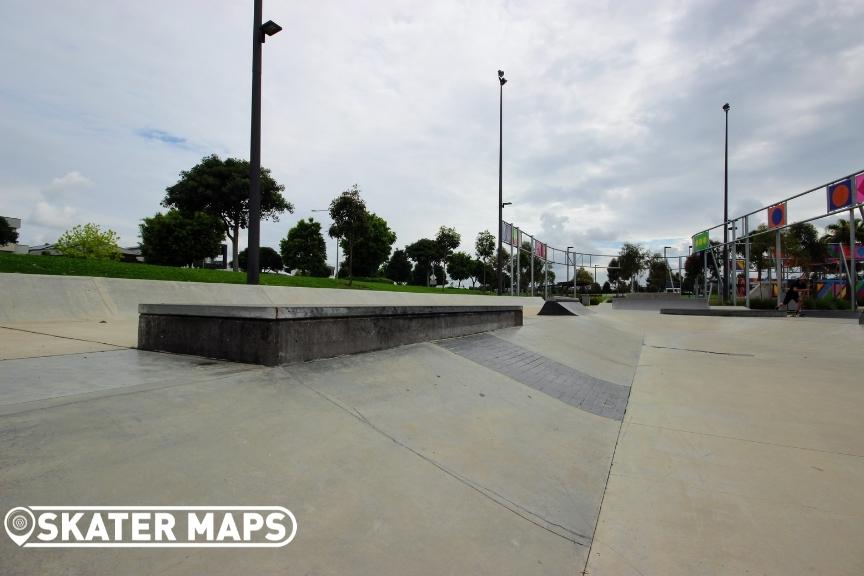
[0,333,622,574]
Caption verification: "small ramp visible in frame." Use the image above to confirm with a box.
[612,294,708,311]
[538,298,594,316]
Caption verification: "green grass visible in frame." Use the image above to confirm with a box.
[0,252,497,295]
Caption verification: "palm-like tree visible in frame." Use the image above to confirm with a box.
[821,218,864,244]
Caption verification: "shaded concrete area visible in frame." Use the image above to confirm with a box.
[0,315,632,574]
[612,293,708,311]
[585,312,864,576]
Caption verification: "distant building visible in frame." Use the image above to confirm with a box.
[0,216,29,253]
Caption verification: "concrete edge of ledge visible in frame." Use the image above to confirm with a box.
[137,303,524,320]
[138,304,524,365]
[660,308,785,317]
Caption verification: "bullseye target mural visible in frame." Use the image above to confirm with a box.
[826,178,853,212]
[767,202,786,229]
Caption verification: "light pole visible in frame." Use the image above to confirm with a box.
[312,209,339,277]
[497,69,507,295]
[566,246,574,296]
[722,102,730,302]
[246,0,282,285]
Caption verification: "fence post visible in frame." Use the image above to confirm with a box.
[851,207,857,310]
[775,229,782,308]
[530,238,535,297]
[744,216,750,308]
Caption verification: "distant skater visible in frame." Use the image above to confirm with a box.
[777,274,809,316]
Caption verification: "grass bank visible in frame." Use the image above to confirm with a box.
[0,252,493,295]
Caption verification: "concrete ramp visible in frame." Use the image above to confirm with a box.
[612,293,708,311]
[537,298,593,316]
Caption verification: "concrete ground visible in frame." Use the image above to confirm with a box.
[1,298,863,574]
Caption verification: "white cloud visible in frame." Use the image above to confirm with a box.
[49,171,92,189]
[29,200,78,230]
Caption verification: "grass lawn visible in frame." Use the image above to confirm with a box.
[0,252,494,295]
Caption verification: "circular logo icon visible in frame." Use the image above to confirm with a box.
[4,507,35,547]
[771,208,784,225]
[831,184,850,208]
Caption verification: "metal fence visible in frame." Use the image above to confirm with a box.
[691,168,864,308]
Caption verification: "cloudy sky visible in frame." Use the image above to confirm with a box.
[1,0,863,279]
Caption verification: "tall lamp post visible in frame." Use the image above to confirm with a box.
[566,246,574,296]
[497,70,507,295]
[721,102,731,301]
[312,209,339,277]
[247,0,282,285]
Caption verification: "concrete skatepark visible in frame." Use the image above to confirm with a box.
[1,274,863,575]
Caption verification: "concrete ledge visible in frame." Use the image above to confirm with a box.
[138,304,523,365]
[661,308,785,317]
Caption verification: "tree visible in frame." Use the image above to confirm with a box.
[238,247,283,273]
[56,223,121,260]
[475,230,496,288]
[602,281,611,293]
[746,224,775,280]
[446,251,474,288]
[0,218,18,244]
[607,258,621,291]
[617,243,649,291]
[783,222,825,271]
[574,267,593,287]
[329,185,368,285]
[646,254,670,292]
[339,212,396,278]
[821,218,864,244]
[433,264,446,286]
[280,218,330,276]
[383,249,412,283]
[163,154,293,271]
[406,238,439,285]
[140,210,224,267]
[435,226,461,266]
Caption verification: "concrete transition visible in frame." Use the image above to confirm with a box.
[138,304,523,365]
[537,298,593,316]
[612,293,709,311]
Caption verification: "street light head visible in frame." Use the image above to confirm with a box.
[501,202,512,207]
[499,77,507,86]
[722,102,730,112]
[567,246,574,250]
[261,20,282,41]
[498,70,504,78]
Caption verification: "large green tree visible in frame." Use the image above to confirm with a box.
[280,218,330,276]
[821,218,864,244]
[140,210,225,267]
[238,247,283,273]
[435,226,461,267]
[162,154,293,271]
[56,223,121,260]
[617,242,649,291]
[406,238,439,285]
[329,185,369,285]
[474,230,496,288]
[646,254,670,292]
[339,212,396,278]
[383,249,412,283]
[446,251,474,288]
[0,218,19,245]
[783,222,825,271]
